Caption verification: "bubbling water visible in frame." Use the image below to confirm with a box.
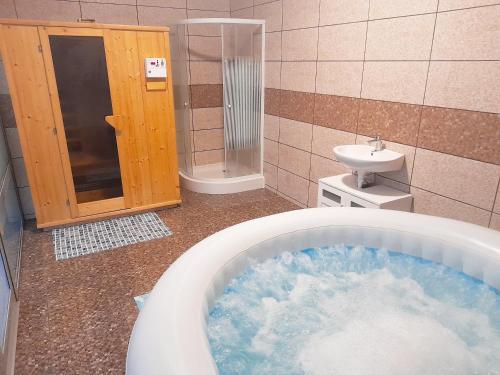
[207,246,500,375]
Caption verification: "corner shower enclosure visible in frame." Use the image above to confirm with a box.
[171,19,265,194]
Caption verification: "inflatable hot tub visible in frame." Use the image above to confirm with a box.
[126,208,500,375]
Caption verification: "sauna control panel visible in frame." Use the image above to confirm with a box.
[145,57,167,78]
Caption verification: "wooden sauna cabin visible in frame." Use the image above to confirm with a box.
[0,19,180,228]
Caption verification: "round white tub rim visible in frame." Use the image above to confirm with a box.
[126,207,500,375]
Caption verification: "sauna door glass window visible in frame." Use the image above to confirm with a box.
[49,36,123,204]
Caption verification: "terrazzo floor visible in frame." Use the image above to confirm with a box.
[15,188,298,374]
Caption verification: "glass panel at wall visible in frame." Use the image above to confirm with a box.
[49,36,123,204]
[0,168,22,289]
[0,252,10,351]
[222,24,262,177]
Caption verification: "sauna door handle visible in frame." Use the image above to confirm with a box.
[104,115,121,131]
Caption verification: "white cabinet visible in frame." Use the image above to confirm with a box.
[318,173,412,211]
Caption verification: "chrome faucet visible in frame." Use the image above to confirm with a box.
[367,136,384,151]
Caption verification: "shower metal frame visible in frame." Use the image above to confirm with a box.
[175,18,266,177]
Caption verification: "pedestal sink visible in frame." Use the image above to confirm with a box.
[333,145,404,188]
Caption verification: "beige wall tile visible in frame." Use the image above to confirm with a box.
[192,107,223,130]
[254,1,282,32]
[0,0,16,18]
[438,0,498,11]
[361,62,428,105]
[19,186,34,217]
[281,62,317,93]
[369,0,438,19]
[264,115,280,141]
[188,0,229,11]
[365,14,435,60]
[188,36,221,60]
[187,10,229,36]
[265,61,281,89]
[375,175,410,193]
[12,158,28,187]
[231,0,253,11]
[81,2,137,24]
[278,144,311,178]
[432,6,500,60]
[16,0,81,21]
[490,213,500,232]
[264,162,278,188]
[138,6,186,25]
[283,0,320,29]
[357,135,415,185]
[315,62,363,97]
[5,128,22,158]
[318,22,367,61]
[411,187,491,227]
[137,0,185,6]
[193,128,224,151]
[277,168,310,204]
[424,61,500,113]
[264,138,279,165]
[310,154,348,182]
[279,118,313,151]
[265,32,282,61]
[312,126,356,159]
[308,182,319,207]
[282,28,318,61]
[494,183,500,214]
[320,0,369,25]
[411,148,500,210]
[194,149,224,165]
[189,62,222,84]
[231,6,253,18]
[82,0,135,4]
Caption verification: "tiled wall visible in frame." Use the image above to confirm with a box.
[231,0,500,230]
[0,0,230,218]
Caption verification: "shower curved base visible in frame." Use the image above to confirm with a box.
[179,167,265,195]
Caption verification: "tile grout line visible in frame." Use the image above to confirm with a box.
[410,1,439,186]
[355,1,371,146]
[307,0,322,207]
[488,178,500,227]
[275,0,284,194]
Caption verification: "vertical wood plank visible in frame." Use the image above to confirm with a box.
[37,26,79,218]
[104,29,153,207]
[136,30,180,203]
[0,25,71,225]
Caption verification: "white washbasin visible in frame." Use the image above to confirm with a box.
[333,144,404,173]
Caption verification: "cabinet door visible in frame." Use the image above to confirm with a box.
[0,25,72,226]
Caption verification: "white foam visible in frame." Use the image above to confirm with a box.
[208,248,500,374]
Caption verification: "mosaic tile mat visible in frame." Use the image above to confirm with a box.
[53,212,172,260]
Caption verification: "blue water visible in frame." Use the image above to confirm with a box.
[207,245,500,375]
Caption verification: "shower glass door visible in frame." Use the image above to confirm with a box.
[222,23,263,178]
[46,30,124,210]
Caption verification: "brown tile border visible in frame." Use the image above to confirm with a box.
[190,84,223,108]
[314,94,359,133]
[280,90,315,124]
[357,99,421,146]
[264,88,281,116]
[418,106,500,165]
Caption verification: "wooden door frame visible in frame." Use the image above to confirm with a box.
[38,26,126,217]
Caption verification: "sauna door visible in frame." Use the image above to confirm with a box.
[40,27,131,217]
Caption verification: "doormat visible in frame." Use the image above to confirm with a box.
[52,212,172,260]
